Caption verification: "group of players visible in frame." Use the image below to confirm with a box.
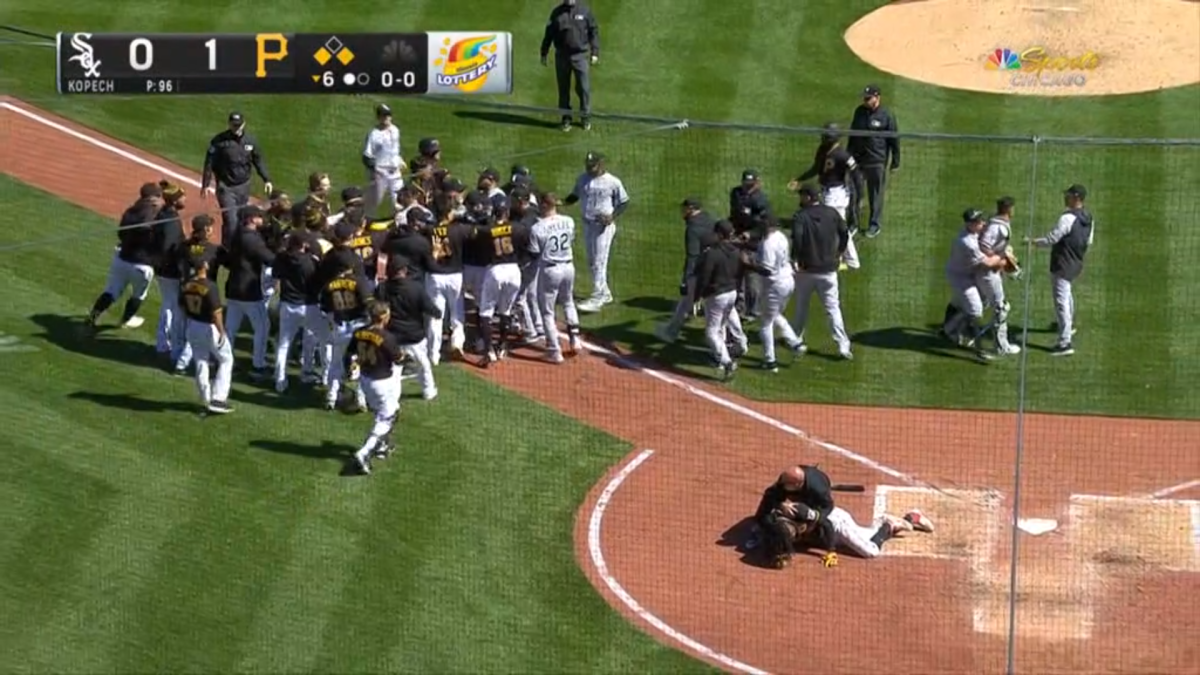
[85,134,591,475]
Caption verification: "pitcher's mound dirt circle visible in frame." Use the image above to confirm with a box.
[844,0,1200,96]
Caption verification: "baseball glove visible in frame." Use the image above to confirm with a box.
[821,552,839,568]
[1003,245,1021,275]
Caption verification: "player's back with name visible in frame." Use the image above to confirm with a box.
[476,222,526,265]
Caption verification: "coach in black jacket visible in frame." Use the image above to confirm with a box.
[375,256,441,401]
[224,205,276,379]
[790,185,853,359]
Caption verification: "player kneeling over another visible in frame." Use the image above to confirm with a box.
[347,300,404,475]
[752,465,934,568]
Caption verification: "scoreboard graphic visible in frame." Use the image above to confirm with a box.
[56,32,512,95]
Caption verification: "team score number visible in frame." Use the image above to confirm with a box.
[431,234,451,261]
[381,71,417,89]
[329,289,360,311]
[493,236,514,257]
[356,340,378,366]
[545,232,570,254]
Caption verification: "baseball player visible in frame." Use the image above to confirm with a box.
[362,104,404,217]
[658,198,716,344]
[754,216,804,372]
[179,256,233,415]
[423,202,472,364]
[223,205,276,380]
[693,223,748,381]
[510,187,546,343]
[87,182,163,332]
[753,466,933,569]
[790,123,861,271]
[941,208,1009,361]
[976,196,1021,356]
[529,193,583,363]
[566,152,630,313]
[394,186,432,229]
[459,189,492,306]
[504,166,540,207]
[317,222,372,410]
[272,233,319,392]
[153,181,187,362]
[790,185,853,360]
[478,167,506,203]
[1024,184,1094,357]
[346,300,404,475]
[170,215,223,376]
[292,172,333,230]
[375,256,440,400]
[474,195,529,366]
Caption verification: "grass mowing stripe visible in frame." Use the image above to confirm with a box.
[1165,143,1200,418]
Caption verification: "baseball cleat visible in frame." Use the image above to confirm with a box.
[121,316,145,329]
[451,345,467,362]
[300,372,320,385]
[761,360,779,373]
[582,120,592,131]
[720,361,737,381]
[274,379,288,393]
[1050,343,1075,357]
[422,389,438,401]
[206,400,233,415]
[974,350,994,362]
[577,299,601,313]
[324,400,337,411]
[839,350,854,361]
[560,120,572,132]
[655,324,679,344]
[566,339,581,356]
[372,444,393,460]
[772,553,792,569]
[865,224,881,238]
[997,344,1021,356]
[249,367,270,382]
[353,454,372,475]
[789,343,807,361]
[885,514,914,534]
[545,350,565,364]
[904,509,935,533]
[171,367,187,377]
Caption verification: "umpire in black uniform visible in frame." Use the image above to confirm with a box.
[540,0,600,132]
[847,85,899,239]
[202,111,273,243]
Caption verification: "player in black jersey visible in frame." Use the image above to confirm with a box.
[423,206,473,364]
[472,195,530,366]
[179,257,234,415]
[791,123,863,270]
[87,182,163,332]
[318,259,372,412]
[272,233,321,391]
[345,300,403,476]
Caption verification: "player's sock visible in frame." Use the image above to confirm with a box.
[90,292,115,320]
[497,314,512,352]
[942,303,958,329]
[870,522,894,547]
[480,315,494,356]
[119,298,143,324]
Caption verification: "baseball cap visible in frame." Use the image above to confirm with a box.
[269,188,288,201]
[797,183,821,199]
[821,122,841,140]
[510,165,532,179]
[442,177,466,193]
[585,151,604,165]
[714,219,734,238]
[333,220,358,241]
[228,111,244,125]
[511,174,532,188]
[509,186,532,202]
[387,255,411,276]
[240,204,264,221]
[1064,184,1087,198]
[863,84,881,97]
[681,196,702,209]
[741,169,759,183]
[479,167,500,182]
[192,214,214,230]
[491,193,511,214]
[962,207,985,223]
[418,138,440,155]
[140,182,163,199]
[410,208,435,225]
[341,186,364,204]
[375,103,392,117]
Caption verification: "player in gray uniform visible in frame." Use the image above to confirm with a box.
[977,196,1021,356]
[941,208,1009,361]
[1026,184,1094,357]
[528,193,583,363]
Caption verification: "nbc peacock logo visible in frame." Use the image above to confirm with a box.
[986,48,1022,71]
[433,35,499,93]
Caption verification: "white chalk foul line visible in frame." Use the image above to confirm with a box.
[1149,478,1200,499]
[588,449,768,675]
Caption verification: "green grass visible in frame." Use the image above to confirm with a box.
[0,176,704,673]
[3,0,1199,418]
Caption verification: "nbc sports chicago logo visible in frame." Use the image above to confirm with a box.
[985,47,1101,88]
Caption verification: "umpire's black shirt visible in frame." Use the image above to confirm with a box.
[681,210,717,279]
[116,200,159,266]
[201,129,270,189]
[224,227,275,301]
[753,465,836,523]
[848,105,900,168]
[375,277,439,345]
[540,2,600,57]
[153,206,186,279]
[791,204,848,274]
[274,249,318,306]
[728,187,771,237]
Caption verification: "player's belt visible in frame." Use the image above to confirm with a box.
[540,260,569,267]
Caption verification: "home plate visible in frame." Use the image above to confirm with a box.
[1017,518,1059,535]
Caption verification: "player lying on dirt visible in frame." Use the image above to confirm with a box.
[749,465,935,568]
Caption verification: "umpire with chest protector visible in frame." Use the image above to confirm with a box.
[202,112,273,243]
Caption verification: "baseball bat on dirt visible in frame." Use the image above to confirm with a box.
[831,484,866,492]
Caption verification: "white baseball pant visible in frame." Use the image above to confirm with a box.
[793,271,851,353]
[225,299,271,370]
[185,320,233,405]
[537,262,580,357]
[397,339,436,399]
[583,218,615,301]
[1051,274,1075,346]
[424,272,465,364]
[977,271,1015,350]
[703,290,747,365]
[274,301,319,384]
[825,187,860,270]
[760,274,801,363]
[322,316,367,408]
[478,263,522,320]
[156,277,185,358]
[366,168,404,216]
[517,264,544,337]
[826,507,889,558]
[944,274,984,339]
[104,255,154,301]
[357,372,400,457]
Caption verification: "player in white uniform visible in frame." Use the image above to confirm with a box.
[977,197,1021,356]
[941,208,1009,361]
[754,217,803,372]
[529,193,582,363]
[362,104,404,217]
[566,152,630,313]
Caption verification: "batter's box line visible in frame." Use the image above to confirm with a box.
[873,485,1004,560]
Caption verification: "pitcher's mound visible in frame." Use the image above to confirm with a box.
[844,0,1200,96]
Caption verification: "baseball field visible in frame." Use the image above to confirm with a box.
[1,1,1198,673]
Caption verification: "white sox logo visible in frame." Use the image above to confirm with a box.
[68,33,102,78]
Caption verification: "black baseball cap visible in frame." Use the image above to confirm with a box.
[387,255,411,276]
[240,204,264,221]
[821,122,841,140]
[510,165,532,179]
[376,103,392,117]
[741,169,759,183]
[410,208,435,225]
[511,174,532,188]
[228,111,244,125]
[333,220,358,241]
[714,219,734,238]
[797,183,821,198]
[585,151,604,166]
[963,207,985,223]
[139,182,163,199]
[479,167,500,182]
[192,214,214,229]
[863,84,881,97]
[510,186,532,202]
[996,195,1016,211]
[341,186,364,204]
[681,196,702,209]
[1064,184,1087,198]
[443,177,465,193]
[419,138,440,155]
